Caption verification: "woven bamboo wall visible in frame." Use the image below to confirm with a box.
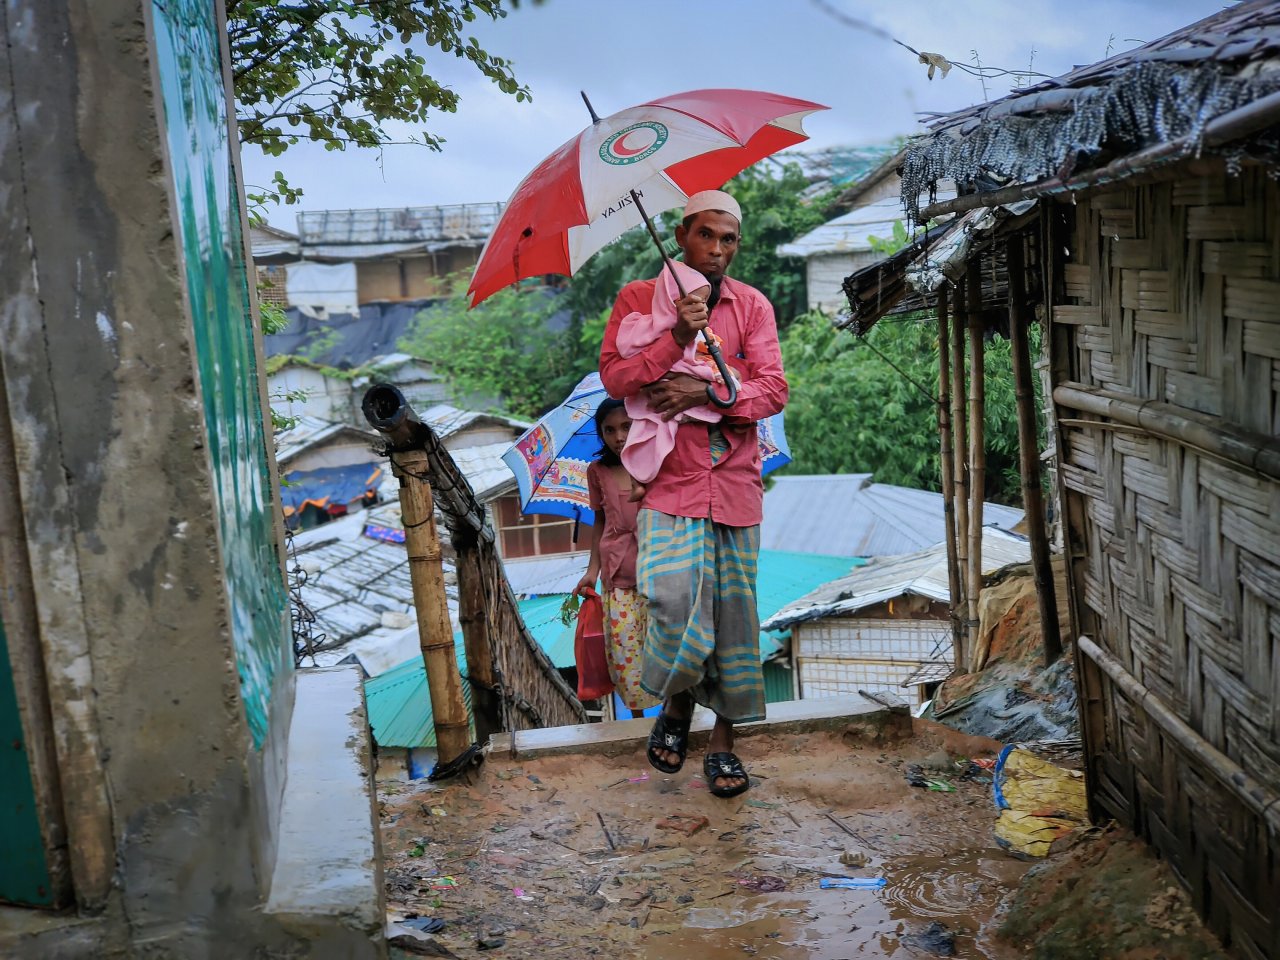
[1050,166,1280,959]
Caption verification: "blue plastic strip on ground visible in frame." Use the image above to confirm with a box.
[820,877,887,890]
[992,742,1017,811]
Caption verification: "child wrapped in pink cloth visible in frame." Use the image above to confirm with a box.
[615,260,737,486]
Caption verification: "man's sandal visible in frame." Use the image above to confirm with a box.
[704,752,751,798]
[646,712,692,774]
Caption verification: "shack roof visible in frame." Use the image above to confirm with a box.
[275,415,377,468]
[901,0,1280,221]
[776,196,905,259]
[760,474,1023,558]
[295,202,504,261]
[762,526,1030,631]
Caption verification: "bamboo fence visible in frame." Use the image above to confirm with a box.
[1048,166,1280,958]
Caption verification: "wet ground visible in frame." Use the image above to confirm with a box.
[379,722,1032,958]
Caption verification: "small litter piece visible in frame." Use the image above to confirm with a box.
[839,851,869,868]
[746,798,780,809]
[737,875,787,893]
[388,934,459,958]
[423,876,458,890]
[820,876,887,890]
[901,920,957,957]
[429,806,447,817]
[628,772,650,783]
[476,936,506,950]
[926,779,956,793]
[656,813,709,837]
[401,917,446,934]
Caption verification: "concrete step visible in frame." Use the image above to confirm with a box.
[265,666,384,958]
[489,693,908,760]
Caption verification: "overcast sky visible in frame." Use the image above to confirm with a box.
[243,0,1225,230]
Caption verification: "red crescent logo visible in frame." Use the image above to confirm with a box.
[611,129,651,157]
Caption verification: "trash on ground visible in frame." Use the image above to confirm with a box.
[400,917,446,933]
[388,933,458,957]
[901,920,958,956]
[820,876,887,890]
[476,936,506,950]
[993,745,1088,857]
[839,850,870,868]
[423,876,458,889]
[736,875,787,892]
[746,798,781,809]
[655,813,709,836]
[927,779,956,793]
[429,806,447,817]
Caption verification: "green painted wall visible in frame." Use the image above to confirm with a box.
[763,661,794,704]
[0,615,53,905]
[151,0,288,748]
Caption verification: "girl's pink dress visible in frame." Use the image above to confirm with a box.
[586,461,659,711]
[615,261,737,484]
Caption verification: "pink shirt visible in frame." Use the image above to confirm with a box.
[586,460,640,590]
[599,274,788,528]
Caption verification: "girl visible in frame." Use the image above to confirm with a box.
[574,398,660,718]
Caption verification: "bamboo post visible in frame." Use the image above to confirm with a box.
[453,540,503,743]
[950,279,971,669]
[1006,237,1063,667]
[390,448,472,763]
[935,287,964,668]
[965,259,986,673]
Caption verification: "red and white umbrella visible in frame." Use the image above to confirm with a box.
[466,88,827,307]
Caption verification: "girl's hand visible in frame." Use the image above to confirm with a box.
[574,574,597,597]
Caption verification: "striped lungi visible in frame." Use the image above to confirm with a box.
[635,509,765,723]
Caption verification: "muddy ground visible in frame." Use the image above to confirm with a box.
[380,720,1035,959]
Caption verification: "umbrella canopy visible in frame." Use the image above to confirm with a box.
[467,88,826,306]
[501,372,790,528]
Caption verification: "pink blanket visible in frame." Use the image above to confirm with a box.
[615,262,737,484]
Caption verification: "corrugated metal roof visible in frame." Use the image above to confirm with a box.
[760,474,1023,558]
[297,202,504,248]
[420,403,532,441]
[504,552,594,598]
[275,415,378,467]
[776,197,906,259]
[448,440,519,503]
[762,527,1031,631]
[363,638,472,749]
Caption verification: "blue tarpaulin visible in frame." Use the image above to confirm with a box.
[281,463,383,518]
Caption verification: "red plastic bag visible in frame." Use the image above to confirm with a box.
[574,587,614,700]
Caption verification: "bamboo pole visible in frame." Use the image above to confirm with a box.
[934,287,964,667]
[965,259,986,673]
[1006,237,1063,667]
[454,542,503,744]
[950,280,971,670]
[390,448,472,763]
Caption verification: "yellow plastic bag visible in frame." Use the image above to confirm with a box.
[992,747,1087,857]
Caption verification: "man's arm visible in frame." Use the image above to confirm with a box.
[600,280,711,398]
[721,293,787,423]
[644,292,788,422]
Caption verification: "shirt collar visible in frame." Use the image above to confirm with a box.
[715,275,740,302]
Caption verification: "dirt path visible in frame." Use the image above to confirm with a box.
[380,723,1031,958]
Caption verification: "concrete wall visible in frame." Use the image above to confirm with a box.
[0,1,382,955]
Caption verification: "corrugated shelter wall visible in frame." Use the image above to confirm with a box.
[1049,165,1280,959]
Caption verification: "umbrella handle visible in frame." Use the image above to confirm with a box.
[700,331,738,409]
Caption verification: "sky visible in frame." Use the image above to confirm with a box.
[244,0,1226,230]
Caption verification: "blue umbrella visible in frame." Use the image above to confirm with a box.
[501,371,790,531]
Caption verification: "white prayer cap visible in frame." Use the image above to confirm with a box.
[682,189,741,226]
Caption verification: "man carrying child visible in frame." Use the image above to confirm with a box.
[598,189,788,798]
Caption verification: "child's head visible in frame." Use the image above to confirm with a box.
[594,398,631,466]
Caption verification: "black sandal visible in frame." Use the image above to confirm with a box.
[704,752,751,798]
[646,712,692,774]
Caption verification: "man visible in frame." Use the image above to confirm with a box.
[598,189,788,798]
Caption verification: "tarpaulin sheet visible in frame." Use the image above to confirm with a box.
[282,463,383,517]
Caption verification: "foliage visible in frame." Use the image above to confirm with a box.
[866,220,911,257]
[227,0,529,207]
[779,310,1037,505]
[725,164,835,328]
[398,281,575,419]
